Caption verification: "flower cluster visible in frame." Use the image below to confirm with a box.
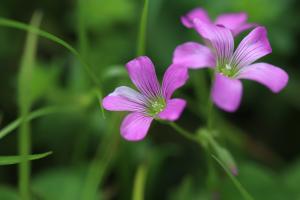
[102,8,289,141]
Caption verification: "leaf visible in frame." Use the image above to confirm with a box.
[0,152,52,166]
[32,167,100,200]
[0,185,20,200]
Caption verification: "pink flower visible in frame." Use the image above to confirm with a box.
[102,56,188,141]
[173,20,288,112]
[181,7,254,36]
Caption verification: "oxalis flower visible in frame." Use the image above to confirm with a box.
[173,20,289,112]
[102,56,188,141]
[181,7,254,36]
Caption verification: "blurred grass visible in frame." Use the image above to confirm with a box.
[17,11,42,200]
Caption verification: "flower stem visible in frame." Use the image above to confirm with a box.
[168,122,199,143]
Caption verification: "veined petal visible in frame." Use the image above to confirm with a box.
[121,112,153,141]
[172,42,216,69]
[126,56,161,99]
[193,20,234,66]
[158,98,186,121]
[215,12,253,35]
[162,64,189,99]
[231,27,272,69]
[102,86,147,112]
[237,63,289,93]
[212,73,243,112]
[181,8,211,28]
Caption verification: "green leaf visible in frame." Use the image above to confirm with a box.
[0,152,52,166]
[0,185,20,200]
[32,167,99,200]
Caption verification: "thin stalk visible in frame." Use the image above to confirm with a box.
[18,12,42,200]
[132,163,148,200]
[167,122,199,143]
[136,0,149,56]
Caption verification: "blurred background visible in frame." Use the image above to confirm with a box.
[0,0,300,199]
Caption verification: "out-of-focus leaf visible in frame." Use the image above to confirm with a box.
[32,167,101,200]
[0,185,20,200]
[0,152,52,165]
[221,162,292,200]
[283,159,300,199]
[82,0,135,30]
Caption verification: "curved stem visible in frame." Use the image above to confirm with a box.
[168,122,199,143]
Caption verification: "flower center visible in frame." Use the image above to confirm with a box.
[217,64,238,77]
[147,97,166,117]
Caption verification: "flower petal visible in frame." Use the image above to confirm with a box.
[231,27,272,69]
[212,73,243,112]
[237,63,288,93]
[215,12,253,36]
[158,98,186,121]
[126,56,161,99]
[181,8,211,28]
[162,64,189,99]
[120,112,153,141]
[172,42,216,69]
[193,20,234,66]
[102,86,146,112]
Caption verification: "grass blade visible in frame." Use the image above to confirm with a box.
[136,0,149,56]
[0,152,52,166]
[132,163,148,200]
[17,11,42,200]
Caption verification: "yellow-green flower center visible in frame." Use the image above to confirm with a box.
[217,64,238,77]
[147,97,166,117]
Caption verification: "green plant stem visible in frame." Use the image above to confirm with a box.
[168,122,199,143]
[132,163,148,200]
[136,0,149,56]
[18,12,42,200]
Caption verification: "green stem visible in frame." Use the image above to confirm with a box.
[132,163,148,200]
[168,122,199,143]
[136,0,149,56]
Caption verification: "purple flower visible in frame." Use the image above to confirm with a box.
[181,7,254,36]
[102,56,188,141]
[173,20,288,112]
